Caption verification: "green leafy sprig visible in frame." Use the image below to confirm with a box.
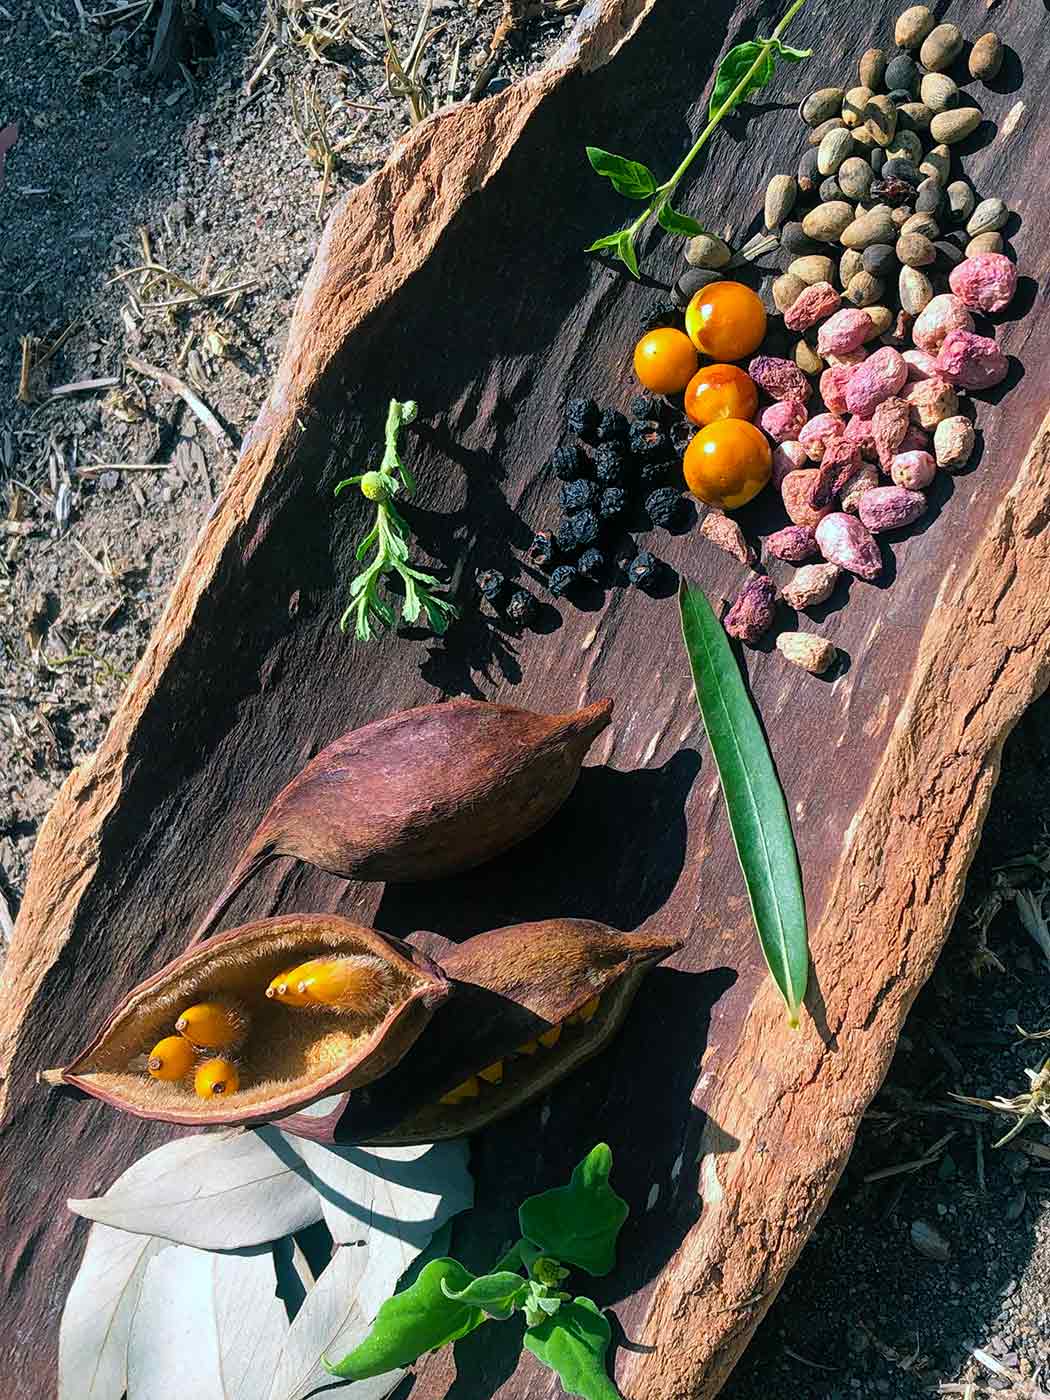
[679,581,809,1026]
[334,397,457,641]
[324,1144,629,1400]
[585,0,812,276]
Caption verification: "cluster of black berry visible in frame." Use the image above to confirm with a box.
[474,568,539,626]
[525,395,691,599]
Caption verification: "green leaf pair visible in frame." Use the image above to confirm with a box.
[323,1144,629,1400]
[707,35,810,121]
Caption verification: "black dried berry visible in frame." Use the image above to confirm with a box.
[638,459,669,489]
[555,520,579,556]
[526,529,557,569]
[550,443,588,481]
[560,479,597,512]
[577,547,606,581]
[627,550,662,592]
[670,420,695,453]
[475,568,506,602]
[506,589,538,625]
[570,507,601,547]
[596,408,629,443]
[549,564,578,597]
[629,422,671,460]
[566,397,598,437]
[629,393,660,421]
[594,444,628,486]
[645,487,683,530]
[598,486,627,521]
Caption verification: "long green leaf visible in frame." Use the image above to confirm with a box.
[678,580,809,1025]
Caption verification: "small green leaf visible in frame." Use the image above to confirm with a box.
[440,1270,528,1320]
[585,147,657,199]
[524,1298,622,1400]
[323,1259,485,1380]
[584,232,625,253]
[656,203,704,238]
[519,1144,628,1277]
[616,230,639,279]
[678,581,809,1025]
[708,40,776,121]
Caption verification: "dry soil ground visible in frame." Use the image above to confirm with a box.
[1,4,1048,1398]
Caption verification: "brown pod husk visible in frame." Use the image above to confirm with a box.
[41,914,449,1128]
[280,918,683,1146]
[190,698,613,945]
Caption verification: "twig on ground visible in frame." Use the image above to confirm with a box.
[77,462,170,476]
[126,357,233,446]
[50,377,121,397]
[864,1130,956,1183]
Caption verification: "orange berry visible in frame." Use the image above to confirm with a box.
[194,1057,240,1099]
[683,420,772,510]
[633,327,699,394]
[147,1035,195,1081]
[684,364,759,426]
[684,281,767,361]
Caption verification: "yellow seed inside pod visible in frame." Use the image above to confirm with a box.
[175,999,247,1049]
[146,1035,195,1081]
[194,1057,240,1099]
[292,954,395,1012]
[538,1025,562,1049]
[265,971,313,1006]
[439,1076,480,1105]
[567,994,600,1026]
[515,1039,539,1056]
[478,1061,504,1085]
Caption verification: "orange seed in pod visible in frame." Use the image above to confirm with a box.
[293,954,395,1012]
[478,1061,504,1085]
[439,1076,480,1105]
[194,1057,240,1099]
[538,1025,562,1049]
[147,1035,195,1081]
[175,999,248,1050]
[567,994,601,1026]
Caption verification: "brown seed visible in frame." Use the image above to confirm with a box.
[801,87,846,125]
[699,511,755,565]
[920,22,964,73]
[859,48,886,91]
[789,254,836,286]
[887,131,923,166]
[896,102,933,132]
[686,233,733,268]
[864,95,898,147]
[845,271,883,307]
[966,231,1004,256]
[896,232,936,268]
[817,127,855,176]
[840,204,897,250]
[946,180,976,223]
[190,698,613,942]
[863,305,894,338]
[802,202,855,243]
[839,248,864,284]
[894,5,935,51]
[781,563,842,611]
[969,32,1003,82]
[920,72,958,114]
[851,123,877,150]
[899,265,934,315]
[966,197,1008,236]
[929,107,982,145]
[837,156,874,202]
[901,211,940,240]
[918,144,951,184]
[773,272,807,312]
[842,86,872,129]
[808,117,846,146]
[764,174,798,231]
[794,339,824,375]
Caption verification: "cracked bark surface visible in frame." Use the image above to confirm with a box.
[3,0,1050,1394]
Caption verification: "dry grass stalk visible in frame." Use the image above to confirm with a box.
[125,356,232,447]
[952,1059,1050,1147]
[281,0,381,64]
[379,0,446,124]
[290,77,341,221]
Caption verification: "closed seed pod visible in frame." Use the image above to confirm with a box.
[279,920,684,1146]
[190,698,612,943]
[42,914,450,1127]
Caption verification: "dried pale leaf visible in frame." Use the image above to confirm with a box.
[68,1130,322,1248]
[58,1223,169,1400]
[127,1243,288,1400]
[284,1132,473,1252]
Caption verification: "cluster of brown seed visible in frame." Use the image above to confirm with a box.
[146,998,247,1099]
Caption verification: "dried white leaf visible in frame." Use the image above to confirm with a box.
[127,1243,288,1400]
[58,1224,169,1400]
[68,1131,322,1248]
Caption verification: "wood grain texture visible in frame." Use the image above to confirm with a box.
[2,1,1049,1396]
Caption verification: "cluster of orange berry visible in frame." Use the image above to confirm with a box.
[147,999,246,1099]
[633,281,772,510]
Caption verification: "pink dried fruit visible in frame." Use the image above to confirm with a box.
[904,375,958,429]
[936,329,1009,391]
[776,631,837,675]
[799,412,845,462]
[784,281,842,333]
[819,364,857,415]
[781,469,834,528]
[817,307,874,357]
[839,463,880,514]
[824,347,868,368]
[845,346,908,417]
[934,415,975,471]
[912,293,974,354]
[843,415,877,460]
[871,396,912,470]
[890,450,937,490]
[749,355,813,403]
[899,424,930,454]
[760,399,809,443]
[765,525,820,563]
[724,575,778,645]
[902,348,939,382]
[815,512,883,581]
[948,253,1018,314]
[781,562,841,611]
[772,439,808,489]
[858,485,928,533]
[813,436,862,507]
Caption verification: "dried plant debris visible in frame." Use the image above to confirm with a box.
[952,1061,1050,1149]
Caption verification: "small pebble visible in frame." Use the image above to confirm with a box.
[773,272,807,313]
[920,72,958,114]
[780,220,819,256]
[897,102,932,132]
[840,248,864,283]
[842,86,872,129]
[870,147,887,175]
[776,632,837,675]
[920,22,964,73]
[894,5,934,51]
[837,156,874,201]
[897,231,936,268]
[933,239,965,267]
[919,144,951,184]
[969,32,1004,82]
[801,87,846,126]
[915,182,944,217]
[930,107,982,145]
[887,131,923,166]
[859,48,886,91]
[883,157,920,186]
[945,180,976,225]
[764,174,798,231]
[966,196,1008,236]
[910,1219,950,1262]
[863,305,894,338]
[884,54,919,96]
[966,231,1003,256]
[819,175,844,203]
[685,233,732,269]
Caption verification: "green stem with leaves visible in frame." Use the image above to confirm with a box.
[586,0,812,275]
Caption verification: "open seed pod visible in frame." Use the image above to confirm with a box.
[190,697,613,944]
[41,914,449,1128]
[280,918,683,1146]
